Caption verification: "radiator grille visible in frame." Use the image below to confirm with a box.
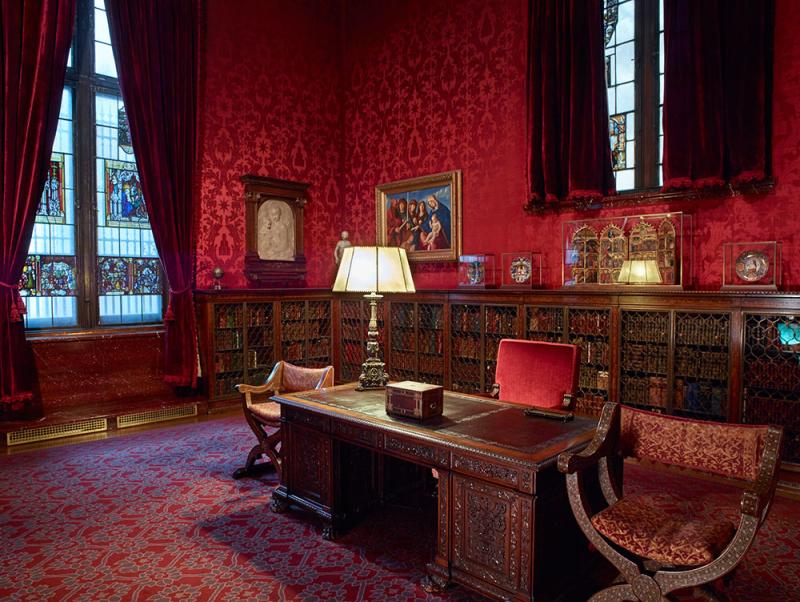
[6,418,108,446]
[117,404,197,429]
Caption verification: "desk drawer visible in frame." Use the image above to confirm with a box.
[384,434,450,467]
[331,420,383,449]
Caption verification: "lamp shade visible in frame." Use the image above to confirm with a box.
[617,259,663,284]
[332,246,416,293]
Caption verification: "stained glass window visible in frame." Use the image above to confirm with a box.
[22,0,162,330]
[604,0,663,192]
[96,93,162,324]
[604,0,636,191]
[94,0,116,78]
[20,88,77,328]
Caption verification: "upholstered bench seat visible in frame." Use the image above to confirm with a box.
[591,492,736,567]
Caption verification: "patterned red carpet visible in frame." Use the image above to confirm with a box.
[0,415,797,601]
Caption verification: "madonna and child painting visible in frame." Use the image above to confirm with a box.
[376,170,461,262]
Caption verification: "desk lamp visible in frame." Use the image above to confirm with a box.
[617,259,663,285]
[333,246,415,390]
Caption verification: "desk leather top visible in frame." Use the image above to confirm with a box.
[274,383,597,465]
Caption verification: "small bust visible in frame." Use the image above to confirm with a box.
[334,230,352,265]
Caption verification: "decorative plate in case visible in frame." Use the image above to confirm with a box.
[722,241,780,290]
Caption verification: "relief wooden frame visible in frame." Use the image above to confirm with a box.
[376,170,462,262]
[242,175,310,287]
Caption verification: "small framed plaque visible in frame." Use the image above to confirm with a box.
[722,241,781,290]
[501,252,542,288]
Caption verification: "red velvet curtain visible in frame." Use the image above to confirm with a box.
[0,0,75,410]
[663,0,772,190]
[105,0,199,387]
[527,0,615,207]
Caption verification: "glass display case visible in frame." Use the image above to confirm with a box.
[501,252,542,288]
[722,241,781,290]
[458,254,496,288]
[562,212,693,288]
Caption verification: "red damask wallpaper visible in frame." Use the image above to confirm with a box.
[339,0,800,290]
[196,0,344,289]
[197,0,800,290]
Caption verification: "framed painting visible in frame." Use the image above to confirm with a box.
[376,170,462,262]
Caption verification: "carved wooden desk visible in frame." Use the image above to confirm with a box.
[271,383,596,601]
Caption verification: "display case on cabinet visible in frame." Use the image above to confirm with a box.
[562,212,693,288]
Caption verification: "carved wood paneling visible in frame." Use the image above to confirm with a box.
[452,453,519,489]
[452,474,529,593]
[288,424,331,506]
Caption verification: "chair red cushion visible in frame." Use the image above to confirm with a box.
[591,493,736,567]
[249,401,281,423]
[494,339,580,408]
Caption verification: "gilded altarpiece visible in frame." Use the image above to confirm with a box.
[562,213,691,288]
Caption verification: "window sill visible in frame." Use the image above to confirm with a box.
[26,323,165,343]
[524,178,776,214]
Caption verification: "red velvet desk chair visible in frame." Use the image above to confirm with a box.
[558,403,783,602]
[233,361,334,480]
[492,339,581,409]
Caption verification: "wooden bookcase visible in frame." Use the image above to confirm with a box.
[196,291,331,400]
[195,289,800,478]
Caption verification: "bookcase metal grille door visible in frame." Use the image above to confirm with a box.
[306,300,332,368]
[524,306,564,343]
[450,304,482,393]
[568,308,612,417]
[674,311,730,421]
[483,305,519,394]
[417,303,444,385]
[390,302,417,382]
[743,313,800,464]
[281,301,307,365]
[213,303,244,398]
[244,302,275,385]
[620,309,670,412]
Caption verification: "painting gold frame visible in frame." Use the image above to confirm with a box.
[376,170,462,262]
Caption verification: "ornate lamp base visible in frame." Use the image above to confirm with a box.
[356,357,389,391]
[356,292,389,391]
